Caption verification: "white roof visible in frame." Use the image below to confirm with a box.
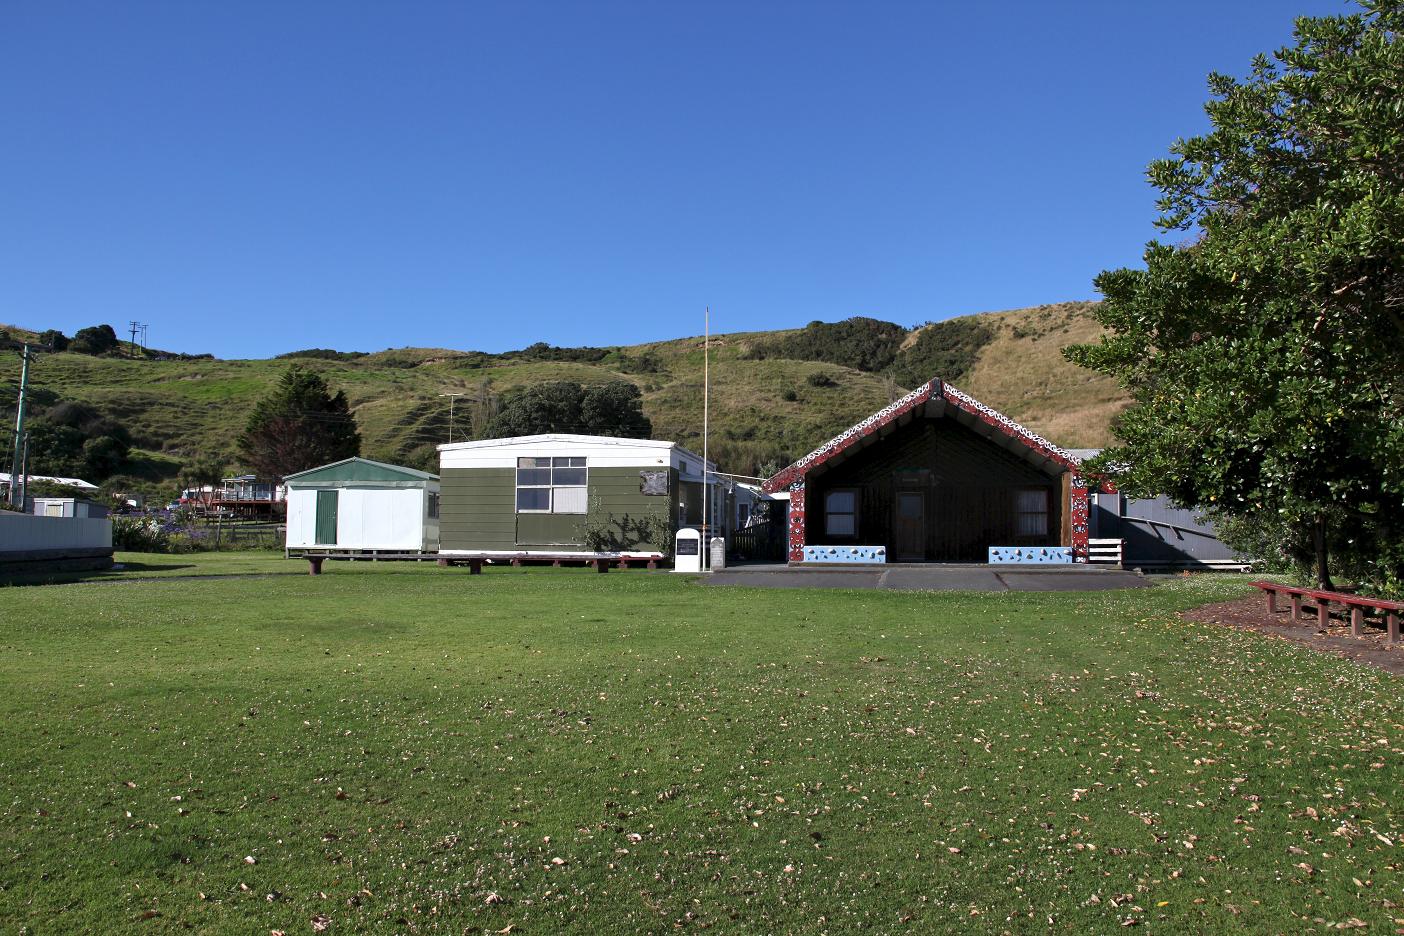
[438,433,715,476]
[0,472,99,490]
[440,433,686,453]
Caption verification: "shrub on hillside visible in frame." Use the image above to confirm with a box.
[69,324,120,355]
[889,318,994,387]
[748,317,906,372]
[277,348,368,361]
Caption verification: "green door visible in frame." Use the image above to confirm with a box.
[315,490,339,545]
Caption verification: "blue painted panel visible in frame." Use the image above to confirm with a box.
[988,546,1074,564]
[802,545,887,564]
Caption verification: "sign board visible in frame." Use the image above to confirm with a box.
[673,528,702,573]
[639,470,669,495]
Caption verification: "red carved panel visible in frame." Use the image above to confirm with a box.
[787,480,806,562]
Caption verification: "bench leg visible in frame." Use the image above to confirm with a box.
[617,558,629,570]
[1265,591,1278,614]
[647,559,657,570]
[469,558,482,575]
[552,559,561,567]
[1290,594,1302,622]
[308,557,323,576]
[1388,612,1399,645]
[511,558,521,567]
[1351,606,1364,637]
[437,557,449,567]
[593,559,609,573]
[1317,600,1330,628]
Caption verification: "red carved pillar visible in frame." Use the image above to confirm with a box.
[1070,472,1090,561]
[787,479,806,562]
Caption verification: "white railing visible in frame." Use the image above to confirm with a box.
[1087,538,1125,565]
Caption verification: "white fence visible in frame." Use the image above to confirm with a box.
[0,513,113,553]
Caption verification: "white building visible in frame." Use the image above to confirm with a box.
[283,457,439,554]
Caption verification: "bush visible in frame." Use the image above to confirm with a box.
[277,349,367,361]
[781,389,799,402]
[111,516,197,553]
[38,329,69,351]
[70,324,120,355]
[806,372,837,388]
[749,317,906,372]
[889,318,994,387]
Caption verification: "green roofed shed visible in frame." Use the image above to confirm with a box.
[284,458,440,553]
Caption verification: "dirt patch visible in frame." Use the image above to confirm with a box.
[1181,594,1403,676]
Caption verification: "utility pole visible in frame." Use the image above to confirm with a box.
[139,323,148,349]
[441,392,464,443]
[9,344,32,508]
[17,431,29,509]
[128,321,140,355]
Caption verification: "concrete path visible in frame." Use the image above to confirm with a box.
[702,563,1152,592]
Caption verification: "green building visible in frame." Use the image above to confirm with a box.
[437,434,724,563]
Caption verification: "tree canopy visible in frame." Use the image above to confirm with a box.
[237,368,361,480]
[1065,1,1404,591]
[485,380,652,439]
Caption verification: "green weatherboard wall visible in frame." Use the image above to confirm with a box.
[440,466,676,551]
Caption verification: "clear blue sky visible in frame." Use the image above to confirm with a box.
[1,1,1352,358]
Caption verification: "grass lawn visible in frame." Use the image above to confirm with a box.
[0,557,1399,933]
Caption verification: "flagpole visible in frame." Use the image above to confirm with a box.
[703,306,710,571]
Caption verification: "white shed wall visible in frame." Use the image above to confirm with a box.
[285,486,434,551]
[285,489,319,548]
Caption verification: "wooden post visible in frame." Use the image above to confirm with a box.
[1388,611,1399,644]
[552,559,561,567]
[646,559,657,570]
[469,558,483,575]
[1350,606,1364,637]
[437,557,449,567]
[511,558,521,567]
[1290,594,1302,622]
[1265,590,1278,614]
[617,558,629,570]
[593,559,609,573]
[308,557,323,576]
[1317,599,1330,628]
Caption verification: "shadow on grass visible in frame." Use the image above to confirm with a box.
[0,559,199,588]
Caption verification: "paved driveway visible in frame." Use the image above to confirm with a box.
[702,564,1153,592]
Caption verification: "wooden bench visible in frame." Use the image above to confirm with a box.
[1250,581,1401,643]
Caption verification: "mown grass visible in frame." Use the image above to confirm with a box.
[0,561,1398,934]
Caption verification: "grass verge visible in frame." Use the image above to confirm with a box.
[0,564,1398,933]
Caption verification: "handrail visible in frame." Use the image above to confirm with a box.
[1118,514,1216,537]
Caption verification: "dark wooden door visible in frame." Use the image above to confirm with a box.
[894,491,926,561]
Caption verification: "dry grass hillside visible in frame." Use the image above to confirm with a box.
[0,302,1128,493]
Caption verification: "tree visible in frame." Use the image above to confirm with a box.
[1065,1,1404,591]
[38,329,69,352]
[485,380,652,439]
[69,324,119,355]
[238,368,360,480]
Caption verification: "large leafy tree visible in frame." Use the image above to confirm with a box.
[1066,1,1404,590]
[485,380,652,439]
[238,368,361,479]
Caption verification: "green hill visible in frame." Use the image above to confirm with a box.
[0,302,1127,495]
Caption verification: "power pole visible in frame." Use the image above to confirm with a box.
[17,431,29,509]
[9,344,32,508]
[140,323,148,349]
[441,392,464,443]
[128,321,140,355]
